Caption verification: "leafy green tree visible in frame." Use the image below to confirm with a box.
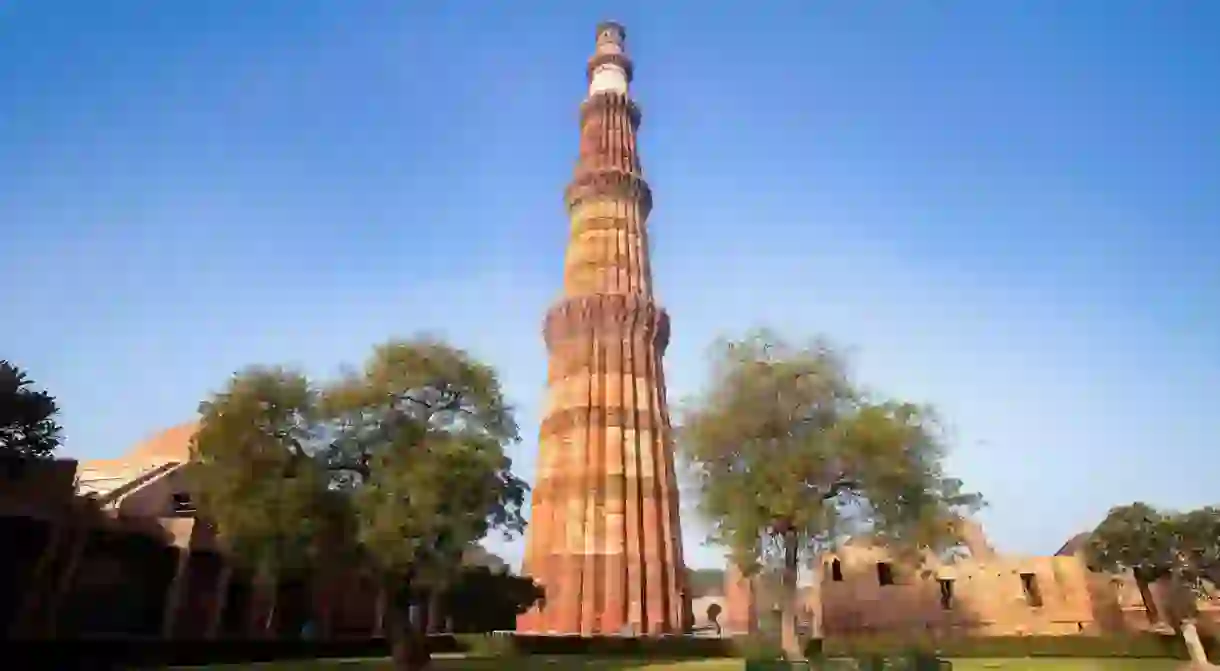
[1086,502,1220,666]
[188,337,529,671]
[187,367,335,635]
[0,360,63,460]
[328,338,527,668]
[677,331,982,660]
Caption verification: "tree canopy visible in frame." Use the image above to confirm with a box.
[187,336,530,669]
[187,366,333,583]
[680,331,982,572]
[0,360,63,460]
[1085,502,1220,605]
[1087,502,1220,600]
[677,330,982,658]
[1085,502,1220,664]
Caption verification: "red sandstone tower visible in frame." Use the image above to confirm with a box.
[517,22,687,636]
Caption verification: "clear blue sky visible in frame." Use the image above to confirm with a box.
[3,1,1217,570]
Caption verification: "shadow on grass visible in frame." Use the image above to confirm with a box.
[191,656,1198,670]
[198,658,741,670]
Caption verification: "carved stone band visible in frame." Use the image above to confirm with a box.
[540,405,663,440]
[580,92,641,129]
[564,170,652,220]
[532,474,663,505]
[543,293,670,352]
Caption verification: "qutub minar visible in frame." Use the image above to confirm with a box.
[516,22,690,636]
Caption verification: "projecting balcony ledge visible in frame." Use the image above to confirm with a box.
[543,293,670,351]
[564,170,652,219]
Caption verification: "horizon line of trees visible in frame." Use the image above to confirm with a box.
[4,328,1217,667]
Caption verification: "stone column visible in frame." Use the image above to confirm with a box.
[373,585,387,638]
[9,519,63,639]
[314,575,335,640]
[516,21,685,636]
[161,548,192,638]
[725,564,758,635]
[247,577,279,639]
[11,519,88,639]
[205,561,233,639]
[42,524,89,638]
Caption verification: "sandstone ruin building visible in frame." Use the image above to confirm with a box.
[515,21,689,636]
[694,519,1218,639]
[2,425,384,640]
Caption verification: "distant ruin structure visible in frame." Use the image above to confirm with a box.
[1,425,383,640]
[717,521,1219,639]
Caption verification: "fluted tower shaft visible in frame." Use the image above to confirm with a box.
[517,22,687,636]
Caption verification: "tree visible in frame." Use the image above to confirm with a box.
[186,367,335,635]
[1085,502,1220,667]
[188,337,529,671]
[677,331,982,660]
[0,360,63,460]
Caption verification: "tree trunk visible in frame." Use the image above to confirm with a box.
[808,566,824,643]
[388,601,432,671]
[250,577,279,639]
[1180,618,1210,667]
[1167,574,1211,668]
[386,580,431,671]
[426,589,442,635]
[263,590,278,638]
[373,585,387,637]
[1135,576,1162,626]
[780,530,805,661]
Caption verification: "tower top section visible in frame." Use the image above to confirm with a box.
[587,20,633,98]
[595,21,627,52]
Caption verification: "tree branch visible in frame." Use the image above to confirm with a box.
[326,460,371,479]
[400,388,470,418]
[817,476,858,501]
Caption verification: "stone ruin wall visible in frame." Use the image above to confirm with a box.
[818,545,1096,637]
[723,520,1220,639]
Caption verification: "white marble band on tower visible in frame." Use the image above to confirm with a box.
[589,64,628,97]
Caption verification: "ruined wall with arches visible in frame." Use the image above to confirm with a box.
[817,543,1096,637]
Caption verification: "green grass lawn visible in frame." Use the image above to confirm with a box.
[192,658,1189,670]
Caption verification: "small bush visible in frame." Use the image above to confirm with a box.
[733,633,785,660]
[460,632,520,658]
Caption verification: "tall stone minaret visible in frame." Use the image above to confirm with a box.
[517,21,687,636]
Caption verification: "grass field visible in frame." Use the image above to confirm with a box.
[193,657,1191,670]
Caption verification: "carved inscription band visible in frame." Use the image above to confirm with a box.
[540,405,663,439]
[532,475,663,505]
[564,170,653,220]
[543,293,670,351]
